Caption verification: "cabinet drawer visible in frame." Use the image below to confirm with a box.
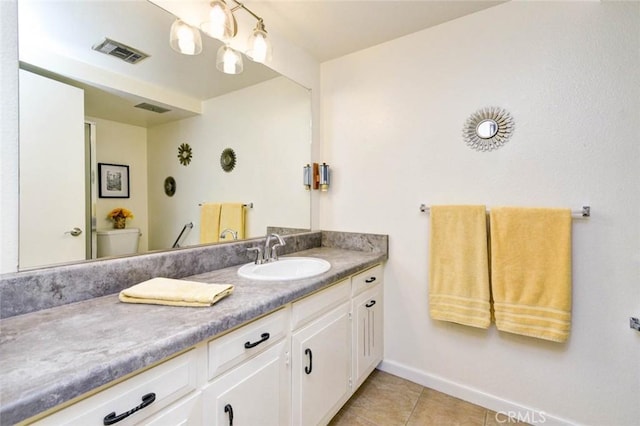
[208,308,288,380]
[352,264,383,296]
[33,350,197,426]
[291,279,350,330]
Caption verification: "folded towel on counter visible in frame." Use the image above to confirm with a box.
[429,205,491,329]
[219,203,246,240]
[200,203,221,244]
[490,207,572,342]
[119,277,234,307]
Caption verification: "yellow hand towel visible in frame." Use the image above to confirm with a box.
[119,277,234,307]
[490,207,572,342]
[200,203,221,244]
[219,203,246,240]
[429,205,491,329]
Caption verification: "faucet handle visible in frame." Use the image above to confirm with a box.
[247,246,263,264]
[270,235,286,261]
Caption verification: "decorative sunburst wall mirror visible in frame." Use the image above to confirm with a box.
[177,143,193,166]
[463,107,515,151]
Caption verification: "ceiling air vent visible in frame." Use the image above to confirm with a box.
[134,103,171,114]
[92,38,149,64]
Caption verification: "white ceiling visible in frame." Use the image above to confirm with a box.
[19,0,504,127]
[243,1,505,62]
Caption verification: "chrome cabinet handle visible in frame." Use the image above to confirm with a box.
[65,227,83,237]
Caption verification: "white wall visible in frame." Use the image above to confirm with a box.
[319,2,639,425]
[147,76,311,250]
[90,117,149,253]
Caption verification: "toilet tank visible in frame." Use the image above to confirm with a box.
[97,228,140,258]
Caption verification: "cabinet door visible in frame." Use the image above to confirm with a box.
[202,340,289,426]
[353,284,384,389]
[292,302,351,426]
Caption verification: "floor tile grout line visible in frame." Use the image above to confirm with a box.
[404,385,427,425]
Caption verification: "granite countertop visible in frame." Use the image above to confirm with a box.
[0,247,385,425]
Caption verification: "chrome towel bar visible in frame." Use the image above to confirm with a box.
[419,204,591,218]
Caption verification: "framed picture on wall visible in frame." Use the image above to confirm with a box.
[98,163,130,198]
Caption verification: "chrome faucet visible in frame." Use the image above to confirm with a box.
[220,228,238,240]
[264,233,286,262]
[247,233,286,265]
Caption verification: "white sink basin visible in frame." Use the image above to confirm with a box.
[237,257,331,281]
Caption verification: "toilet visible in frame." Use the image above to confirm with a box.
[97,228,140,258]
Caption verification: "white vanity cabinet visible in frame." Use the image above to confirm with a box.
[291,281,352,426]
[27,263,385,426]
[351,265,384,389]
[202,341,290,426]
[31,349,199,426]
[202,308,290,426]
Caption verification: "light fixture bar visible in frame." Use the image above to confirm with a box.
[228,0,263,22]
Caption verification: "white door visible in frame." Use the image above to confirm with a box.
[19,69,86,269]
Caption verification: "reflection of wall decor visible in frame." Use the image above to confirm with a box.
[164,176,176,197]
[463,106,515,151]
[177,143,193,166]
[98,163,130,198]
[220,148,236,172]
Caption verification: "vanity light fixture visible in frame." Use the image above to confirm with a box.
[169,19,202,55]
[169,0,273,73]
[217,44,243,74]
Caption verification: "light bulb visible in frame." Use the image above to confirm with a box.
[177,27,196,54]
[216,45,243,74]
[246,20,272,63]
[208,4,227,39]
[201,0,236,41]
[170,19,202,55]
[223,49,237,74]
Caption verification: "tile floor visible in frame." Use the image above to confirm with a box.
[330,370,529,426]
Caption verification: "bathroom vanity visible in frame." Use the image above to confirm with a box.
[0,232,387,425]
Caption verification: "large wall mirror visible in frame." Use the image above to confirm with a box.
[17,0,311,270]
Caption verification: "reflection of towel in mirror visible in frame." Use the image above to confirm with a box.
[220,203,246,240]
[119,277,234,307]
[490,207,572,343]
[200,203,221,244]
[428,205,491,329]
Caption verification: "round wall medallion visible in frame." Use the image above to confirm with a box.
[220,148,236,172]
[462,107,515,151]
[178,143,193,166]
[164,176,176,197]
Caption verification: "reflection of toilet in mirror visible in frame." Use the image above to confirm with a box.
[97,228,140,257]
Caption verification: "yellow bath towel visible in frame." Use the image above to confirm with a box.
[490,207,572,342]
[200,203,221,244]
[429,205,491,329]
[119,277,234,307]
[219,203,246,240]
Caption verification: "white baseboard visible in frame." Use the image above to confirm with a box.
[377,360,579,426]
